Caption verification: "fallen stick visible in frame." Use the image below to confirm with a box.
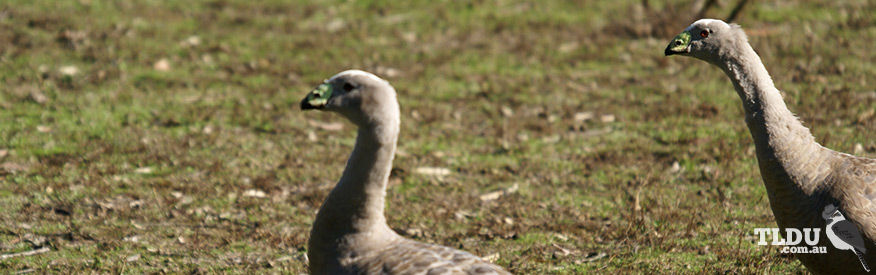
[0,247,51,260]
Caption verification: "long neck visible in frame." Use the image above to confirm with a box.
[715,42,829,220]
[312,119,399,240]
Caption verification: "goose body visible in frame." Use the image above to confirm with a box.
[301,70,509,275]
[665,19,876,274]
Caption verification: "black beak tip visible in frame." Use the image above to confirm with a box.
[300,97,315,110]
[664,47,674,56]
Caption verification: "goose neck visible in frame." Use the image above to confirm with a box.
[716,42,827,201]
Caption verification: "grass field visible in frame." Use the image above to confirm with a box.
[1,0,874,273]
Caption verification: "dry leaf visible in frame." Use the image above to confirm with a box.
[59,65,79,76]
[482,253,500,262]
[126,254,140,262]
[135,167,153,174]
[479,183,519,202]
[414,167,451,177]
[243,189,268,198]
[154,58,171,71]
[574,112,594,122]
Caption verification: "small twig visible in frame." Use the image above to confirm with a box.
[0,247,50,260]
[726,0,750,22]
[576,252,607,263]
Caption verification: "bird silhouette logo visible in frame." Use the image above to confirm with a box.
[822,204,871,272]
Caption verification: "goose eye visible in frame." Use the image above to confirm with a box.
[700,30,709,38]
[342,83,355,91]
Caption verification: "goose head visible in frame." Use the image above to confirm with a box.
[301,70,399,127]
[664,19,749,65]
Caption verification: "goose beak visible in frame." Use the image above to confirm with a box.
[301,83,332,110]
[665,30,692,56]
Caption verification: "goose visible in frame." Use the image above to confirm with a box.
[665,19,876,274]
[301,70,510,275]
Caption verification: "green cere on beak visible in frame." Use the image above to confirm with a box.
[301,83,333,110]
[664,31,691,56]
